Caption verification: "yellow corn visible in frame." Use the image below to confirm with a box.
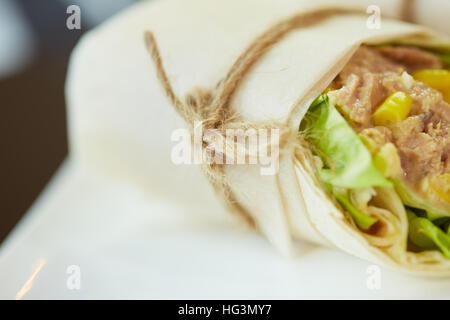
[413,69,450,104]
[430,174,450,203]
[373,143,402,178]
[372,91,412,126]
[359,128,391,155]
[359,134,379,155]
[444,91,450,104]
[323,86,334,94]
[413,69,450,90]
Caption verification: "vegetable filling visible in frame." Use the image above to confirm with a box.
[301,45,450,257]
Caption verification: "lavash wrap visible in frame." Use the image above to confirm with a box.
[66,0,450,275]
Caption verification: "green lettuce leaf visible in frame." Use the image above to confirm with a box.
[407,209,450,258]
[394,179,450,220]
[333,187,378,230]
[300,94,392,189]
[300,94,392,230]
[434,52,450,67]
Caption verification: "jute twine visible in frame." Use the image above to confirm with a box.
[143,7,389,228]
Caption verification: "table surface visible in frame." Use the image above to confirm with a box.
[0,159,450,299]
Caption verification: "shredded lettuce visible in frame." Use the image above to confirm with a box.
[407,209,450,258]
[394,179,450,220]
[333,187,378,230]
[435,52,450,67]
[300,94,392,189]
[300,95,392,230]
[444,221,450,235]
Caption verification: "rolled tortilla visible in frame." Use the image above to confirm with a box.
[67,0,450,275]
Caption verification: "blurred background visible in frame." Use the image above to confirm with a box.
[0,0,139,244]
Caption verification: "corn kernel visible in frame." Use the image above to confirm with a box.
[430,174,450,203]
[413,69,450,103]
[413,69,450,90]
[372,91,412,126]
[373,143,402,178]
[444,90,450,104]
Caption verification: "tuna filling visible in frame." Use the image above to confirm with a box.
[327,46,450,212]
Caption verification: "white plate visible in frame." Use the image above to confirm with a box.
[1,159,449,299]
